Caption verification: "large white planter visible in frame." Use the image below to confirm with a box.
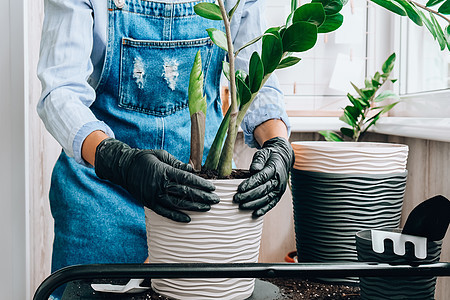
[145,178,264,300]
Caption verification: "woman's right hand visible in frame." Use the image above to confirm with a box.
[94,138,219,222]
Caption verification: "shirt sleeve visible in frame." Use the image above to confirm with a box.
[228,0,291,148]
[37,0,114,166]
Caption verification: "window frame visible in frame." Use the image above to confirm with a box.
[287,1,450,142]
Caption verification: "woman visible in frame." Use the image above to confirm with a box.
[38,0,293,298]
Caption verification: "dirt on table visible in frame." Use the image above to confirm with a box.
[139,278,360,299]
[81,278,360,300]
[263,278,360,300]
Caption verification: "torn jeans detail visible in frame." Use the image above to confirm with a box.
[133,57,145,89]
[118,36,216,116]
[162,58,179,91]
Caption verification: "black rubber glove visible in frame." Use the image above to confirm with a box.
[94,138,219,223]
[233,137,294,218]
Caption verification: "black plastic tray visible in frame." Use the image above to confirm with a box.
[33,262,450,300]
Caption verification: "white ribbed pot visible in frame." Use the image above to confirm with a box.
[145,178,264,300]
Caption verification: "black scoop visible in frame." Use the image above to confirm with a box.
[402,195,450,241]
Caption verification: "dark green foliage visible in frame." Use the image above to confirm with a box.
[318,13,344,33]
[293,3,326,26]
[248,52,264,93]
[370,0,450,51]
[282,21,318,52]
[262,33,283,75]
[194,0,346,175]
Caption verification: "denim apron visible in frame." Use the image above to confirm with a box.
[49,0,224,277]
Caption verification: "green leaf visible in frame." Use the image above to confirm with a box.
[340,127,355,139]
[430,13,447,50]
[446,25,450,50]
[339,113,352,126]
[426,0,445,6]
[319,130,343,141]
[351,82,368,101]
[343,110,359,128]
[286,11,295,27]
[344,105,361,122]
[382,52,396,74]
[380,101,400,114]
[318,13,344,33]
[362,88,376,99]
[266,26,282,36]
[204,107,230,170]
[375,90,399,102]
[188,50,206,116]
[347,93,365,110]
[293,3,326,27]
[222,61,230,81]
[438,0,450,13]
[374,72,381,82]
[365,102,400,131]
[364,78,373,88]
[228,0,241,19]
[312,0,343,15]
[236,75,252,106]
[392,0,423,26]
[262,33,283,75]
[364,111,382,130]
[206,28,228,52]
[372,78,381,88]
[249,52,264,93]
[264,27,283,46]
[417,9,437,39]
[282,21,318,52]
[235,69,248,82]
[370,0,407,16]
[194,3,223,21]
[277,56,302,69]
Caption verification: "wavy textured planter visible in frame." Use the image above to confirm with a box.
[145,179,264,300]
[356,229,442,299]
[291,169,407,284]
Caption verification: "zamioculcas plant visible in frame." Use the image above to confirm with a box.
[189,0,347,177]
[319,53,400,142]
[369,0,450,51]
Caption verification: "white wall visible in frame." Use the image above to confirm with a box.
[0,0,28,299]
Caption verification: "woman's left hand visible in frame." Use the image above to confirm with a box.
[233,137,294,217]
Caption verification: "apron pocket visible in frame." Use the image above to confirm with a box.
[119,37,214,116]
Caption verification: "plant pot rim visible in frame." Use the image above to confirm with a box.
[291,141,408,148]
[291,168,408,179]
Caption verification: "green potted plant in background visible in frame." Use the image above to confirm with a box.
[145,0,346,299]
[289,53,410,284]
[319,52,400,143]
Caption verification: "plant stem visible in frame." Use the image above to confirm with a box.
[217,0,237,177]
[356,76,389,141]
[204,106,230,170]
[354,107,369,142]
[412,1,450,23]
